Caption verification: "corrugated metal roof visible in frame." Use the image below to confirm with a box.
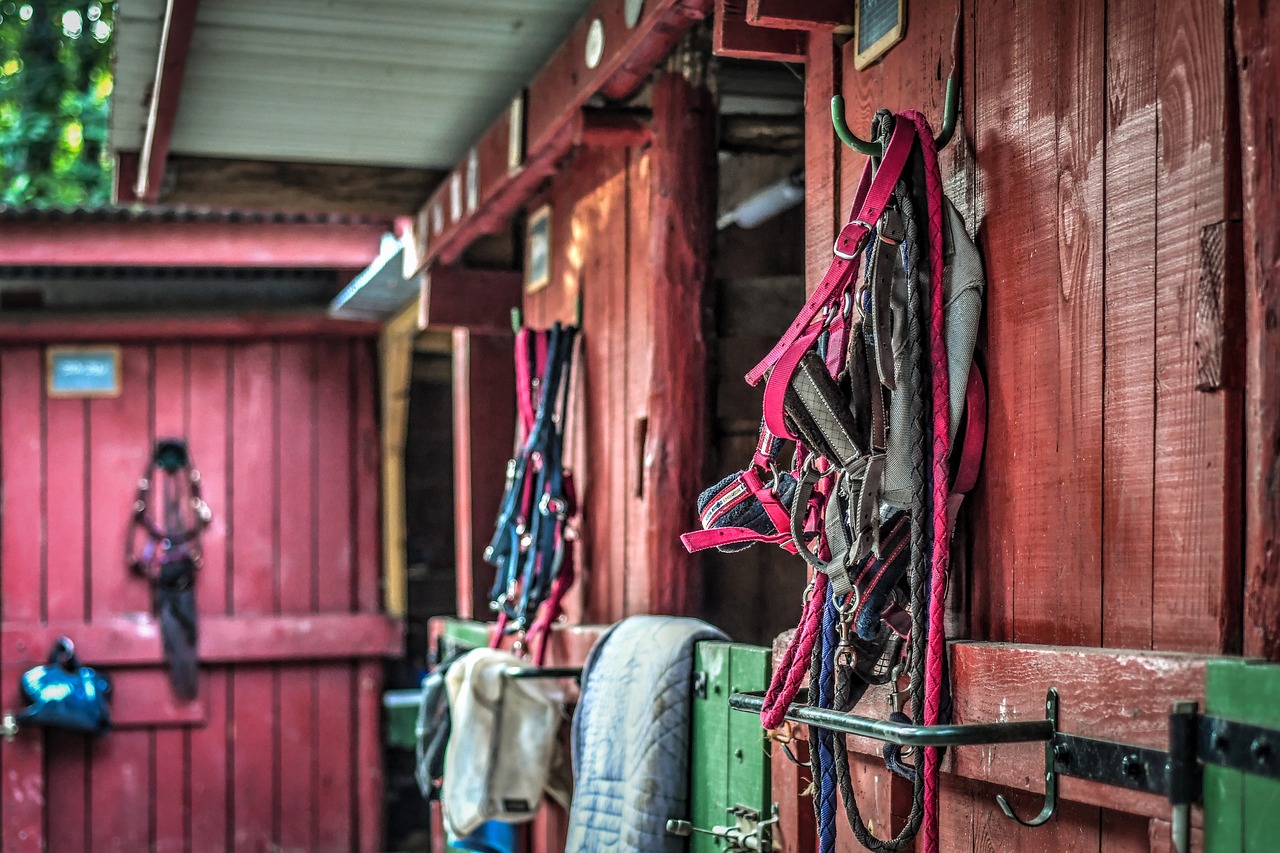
[111,0,596,169]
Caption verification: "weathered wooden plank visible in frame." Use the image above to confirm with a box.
[231,342,278,617]
[1102,0,1159,650]
[1,348,45,624]
[313,340,357,849]
[185,343,231,853]
[187,342,231,616]
[352,339,382,615]
[229,343,279,852]
[355,660,383,852]
[189,668,230,853]
[0,613,402,667]
[276,341,317,852]
[450,330,514,618]
[1151,0,1241,652]
[86,344,154,853]
[969,0,1105,646]
[44,731,88,853]
[151,344,191,853]
[1235,0,1280,661]
[0,311,379,343]
[713,0,805,62]
[624,149,653,622]
[230,666,276,851]
[818,643,1208,820]
[803,32,838,296]
[0,219,385,268]
[0,359,43,853]
[747,0,851,29]
[642,71,715,617]
[1101,810,1156,853]
[315,664,356,851]
[420,267,522,334]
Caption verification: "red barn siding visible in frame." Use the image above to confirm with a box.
[0,336,384,853]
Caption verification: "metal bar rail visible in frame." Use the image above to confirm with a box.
[728,691,1055,747]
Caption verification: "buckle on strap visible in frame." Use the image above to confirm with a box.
[833,219,875,259]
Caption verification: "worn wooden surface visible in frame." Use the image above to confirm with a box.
[800,0,1243,658]
[450,329,516,619]
[1236,0,1280,662]
[0,337,386,853]
[643,72,716,616]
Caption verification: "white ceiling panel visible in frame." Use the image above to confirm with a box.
[110,0,595,168]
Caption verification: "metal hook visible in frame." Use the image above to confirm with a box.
[831,13,963,156]
[996,688,1060,827]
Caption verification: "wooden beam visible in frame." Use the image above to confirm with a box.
[1236,0,1280,661]
[714,0,806,61]
[0,310,379,343]
[641,70,716,616]
[412,0,711,273]
[0,218,387,268]
[122,0,201,204]
[159,156,442,217]
[817,642,1210,820]
[746,0,852,30]
[419,267,522,334]
[379,301,421,618]
[0,613,404,667]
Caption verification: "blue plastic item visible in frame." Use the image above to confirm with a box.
[15,637,111,735]
[447,821,518,853]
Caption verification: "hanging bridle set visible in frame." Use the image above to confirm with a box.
[126,439,211,700]
[485,320,580,666]
[683,82,986,851]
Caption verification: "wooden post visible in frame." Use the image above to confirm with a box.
[379,301,421,618]
[452,329,516,618]
[1236,0,1280,660]
[643,65,716,616]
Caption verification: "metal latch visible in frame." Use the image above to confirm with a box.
[1,711,18,743]
[666,804,778,851]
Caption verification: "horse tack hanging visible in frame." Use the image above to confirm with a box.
[683,59,987,850]
[126,438,211,700]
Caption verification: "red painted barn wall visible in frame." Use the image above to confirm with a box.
[0,336,383,853]
[788,0,1246,849]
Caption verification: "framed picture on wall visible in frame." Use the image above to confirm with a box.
[46,346,121,398]
[853,0,906,70]
[525,204,552,293]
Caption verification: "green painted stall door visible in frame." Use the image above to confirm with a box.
[689,642,773,852]
[1205,660,1280,851]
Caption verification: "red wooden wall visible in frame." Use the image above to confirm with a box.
[784,0,1247,849]
[809,0,1242,656]
[519,71,716,627]
[0,336,391,853]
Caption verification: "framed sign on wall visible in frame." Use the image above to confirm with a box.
[525,205,552,293]
[854,0,906,70]
[46,346,121,398]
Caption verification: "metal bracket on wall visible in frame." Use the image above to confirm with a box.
[729,689,1280,853]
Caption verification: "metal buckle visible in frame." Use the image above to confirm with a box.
[833,219,875,259]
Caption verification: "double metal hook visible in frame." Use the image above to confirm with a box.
[831,14,963,156]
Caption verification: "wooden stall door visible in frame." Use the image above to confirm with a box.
[0,337,397,853]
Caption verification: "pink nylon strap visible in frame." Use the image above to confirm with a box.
[761,326,822,441]
[744,120,918,387]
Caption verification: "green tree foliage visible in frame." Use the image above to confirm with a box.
[0,1,115,207]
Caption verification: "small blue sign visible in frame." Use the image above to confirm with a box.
[47,347,121,397]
